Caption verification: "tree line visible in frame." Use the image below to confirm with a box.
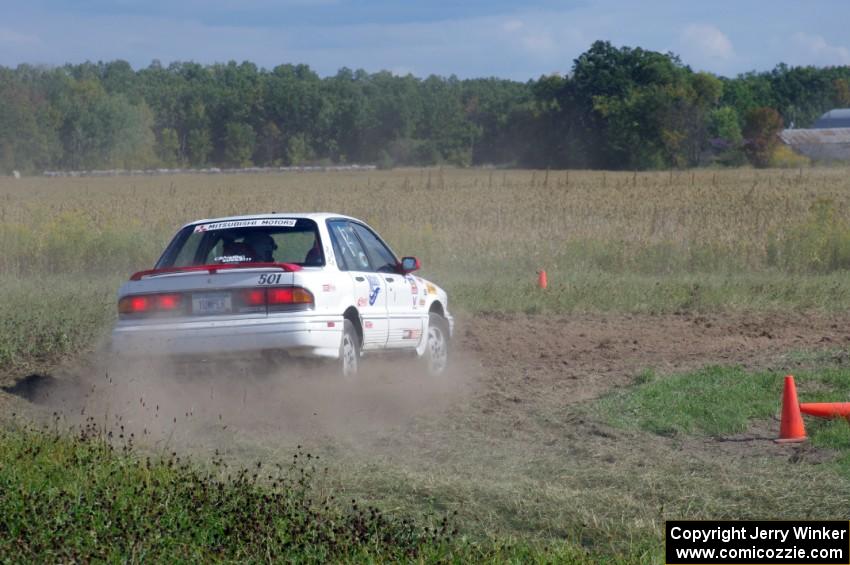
[2,40,850,174]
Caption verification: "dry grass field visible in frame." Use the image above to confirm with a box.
[5,166,850,375]
[4,167,850,561]
[4,166,850,372]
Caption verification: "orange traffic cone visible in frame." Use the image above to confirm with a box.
[538,270,548,290]
[776,375,807,443]
[800,402,850,420]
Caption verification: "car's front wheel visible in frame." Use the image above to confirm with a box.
[423,312,449,376]
[340,319,360,377]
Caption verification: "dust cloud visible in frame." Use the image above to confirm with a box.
[13,340,481,458]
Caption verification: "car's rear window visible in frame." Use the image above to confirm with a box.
[157,218,324,268]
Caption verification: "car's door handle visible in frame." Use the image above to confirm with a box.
[355,276,365,282]
[384,277,394,283]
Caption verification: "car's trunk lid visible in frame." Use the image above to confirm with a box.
[118,268,297,321]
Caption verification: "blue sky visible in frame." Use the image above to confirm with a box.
[1,0,847,80]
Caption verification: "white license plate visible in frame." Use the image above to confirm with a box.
[192,292,232,315]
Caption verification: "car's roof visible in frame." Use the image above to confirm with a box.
[181,212,357,230]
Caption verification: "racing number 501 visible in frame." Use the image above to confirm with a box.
[258,274,282,285]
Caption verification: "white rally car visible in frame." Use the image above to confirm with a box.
[111,213,453,376]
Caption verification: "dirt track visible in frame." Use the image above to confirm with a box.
[462,310,850,404]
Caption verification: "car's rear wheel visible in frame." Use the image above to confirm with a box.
[423,312,449,376]
[340,319,360,377]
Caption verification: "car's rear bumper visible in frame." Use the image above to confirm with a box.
[111,314,344,359]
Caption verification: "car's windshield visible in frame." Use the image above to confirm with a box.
[157,218,323,268]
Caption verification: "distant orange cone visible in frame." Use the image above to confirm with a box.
[800,402,850,420]
[538,270,548,289]
[776,375,807,443]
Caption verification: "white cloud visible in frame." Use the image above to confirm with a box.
[498,15,581,61]
[791,32,850,65]
[679,24,734,61]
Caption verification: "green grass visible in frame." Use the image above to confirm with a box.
[581,364,850,536]
[810,420,850,478]
[0,423,615,564]
[0,276,119,376]
[596,364,850,455]
[444,270,850,315]
[596,366,782,437]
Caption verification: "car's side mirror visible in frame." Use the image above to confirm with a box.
[400,256,421,274]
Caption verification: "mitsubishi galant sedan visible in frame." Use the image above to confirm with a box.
[111,213,453,376]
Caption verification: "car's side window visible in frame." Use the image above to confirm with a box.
[351,224,398,274]
[328,221,371,271]
[328,225,349,270]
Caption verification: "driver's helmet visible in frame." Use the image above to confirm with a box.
[244,232,278,262]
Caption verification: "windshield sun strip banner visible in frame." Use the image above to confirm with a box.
[193,219,298,232]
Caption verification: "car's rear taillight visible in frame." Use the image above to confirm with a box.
[156,293,183,310]
[267,287,313,311]
[119,295,151,314]
[119,293,183,316]
[267,287,313,305]
[240,289,266,309]
[236,287,313,311]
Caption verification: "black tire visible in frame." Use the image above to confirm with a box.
[423,312,449,376]
[340,319,360,377]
